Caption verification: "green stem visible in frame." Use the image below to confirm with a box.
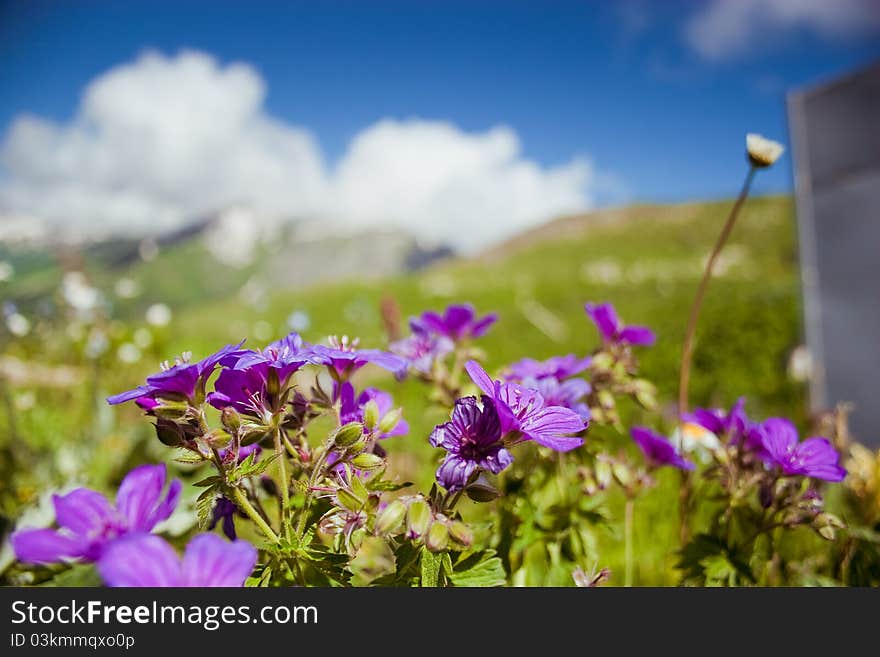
[274,427,291,541]
[678,166,756,419]
[295,448,328,540]
[624,497,635,588]
[233,487,279,544]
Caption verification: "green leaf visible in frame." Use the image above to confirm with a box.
[450,550,507,587]
[196,486,220,529]
[420,547,444,587]
[40,564,103,587]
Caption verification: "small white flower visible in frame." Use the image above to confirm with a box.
[117,342,142,364]
[746,133,784,168]
[6,313,30,337]
[145,303,172,327]
[114,277,140,299]
[671,422,721,463]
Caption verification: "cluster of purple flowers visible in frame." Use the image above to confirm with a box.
[391,303,496,375]
[109,331,407,419]
[631,397,846,483]
[11,464,255,587]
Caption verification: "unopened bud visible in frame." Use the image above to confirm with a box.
[375,500,407,535]
[336,488,364,512]
[378,408,404,435]
[425,521,449,553]
[221,407,241,433]
[334,422,364,448]
[154,421,183,447]
[612,461,634,488]
[351,453,384,471]
[465,480,500,502]
[152,401,190,420]
[362,400,380,431]
[240,426,268,447]
[447,521,473,548]
[406,499,432,540]
[595,459,613,489]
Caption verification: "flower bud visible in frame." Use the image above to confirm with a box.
[152,401,190,420]
[447,521,473,548]
[465,480,500,502]
[362,400,380,431]
[154,420,183,447]
[595,459,613,490]
[336,488,364,513]
[334,422,364,448]
[350,453,384,471]
[612,461,634,488]
[374,499,407,535]
[221,407,241,434]
[240,425,269,447]
[406,499,432,540]
[378,408,404,435]
[425,521,449,553]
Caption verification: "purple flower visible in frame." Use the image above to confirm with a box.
[465,360,586,452]
[522,376,592,422]
[107,341,245,406]
[310,336,407,380]
[97,533,257,587]
[209,498,239,540]
[758,418,846,482]
[631,426,695,471]
[338,382,408,439]
[418,303,497,341]
[505,354,591,382]
[584,303,655,347]
[207,364,273,418]
[229,332,313,382]
[12,464,181,564]
[389,320,454,375]
[683,397,750,443]
[430,396,512,491]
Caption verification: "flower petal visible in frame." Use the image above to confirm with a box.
[619,325,655,346]
[181,534,257,587]
[98,534,182,587]
[116,464,172,532]
[12,529,87,564]
[53,489,117,536]
[465,360,496,397]
[520,406,585,452]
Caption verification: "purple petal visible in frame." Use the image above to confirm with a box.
[465,360,496,397]
[53,489,117,536]
[107,386,154,405]
[181,534,257,587]
[419,311,448,336]
[520,406,585,452]
[443,304,476,337]
[470,313,498,338]
[116,464,168,532]
[585,303,619,341]
[619,325,656,346]
[98,534,182,587]
[12,529,87,564]
[760,418,799,461]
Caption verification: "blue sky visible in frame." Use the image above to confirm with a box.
[1,0,878,246]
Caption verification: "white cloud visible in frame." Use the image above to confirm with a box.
[685,0,880,60]
[0,50,595,251]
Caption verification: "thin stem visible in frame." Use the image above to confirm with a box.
[274,426,291,542]
[624,497,635,588]
[233,487,280,544]
[678,166,756,419]
[295,448,328,540]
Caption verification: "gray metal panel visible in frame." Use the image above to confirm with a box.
[788,62,880,446]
